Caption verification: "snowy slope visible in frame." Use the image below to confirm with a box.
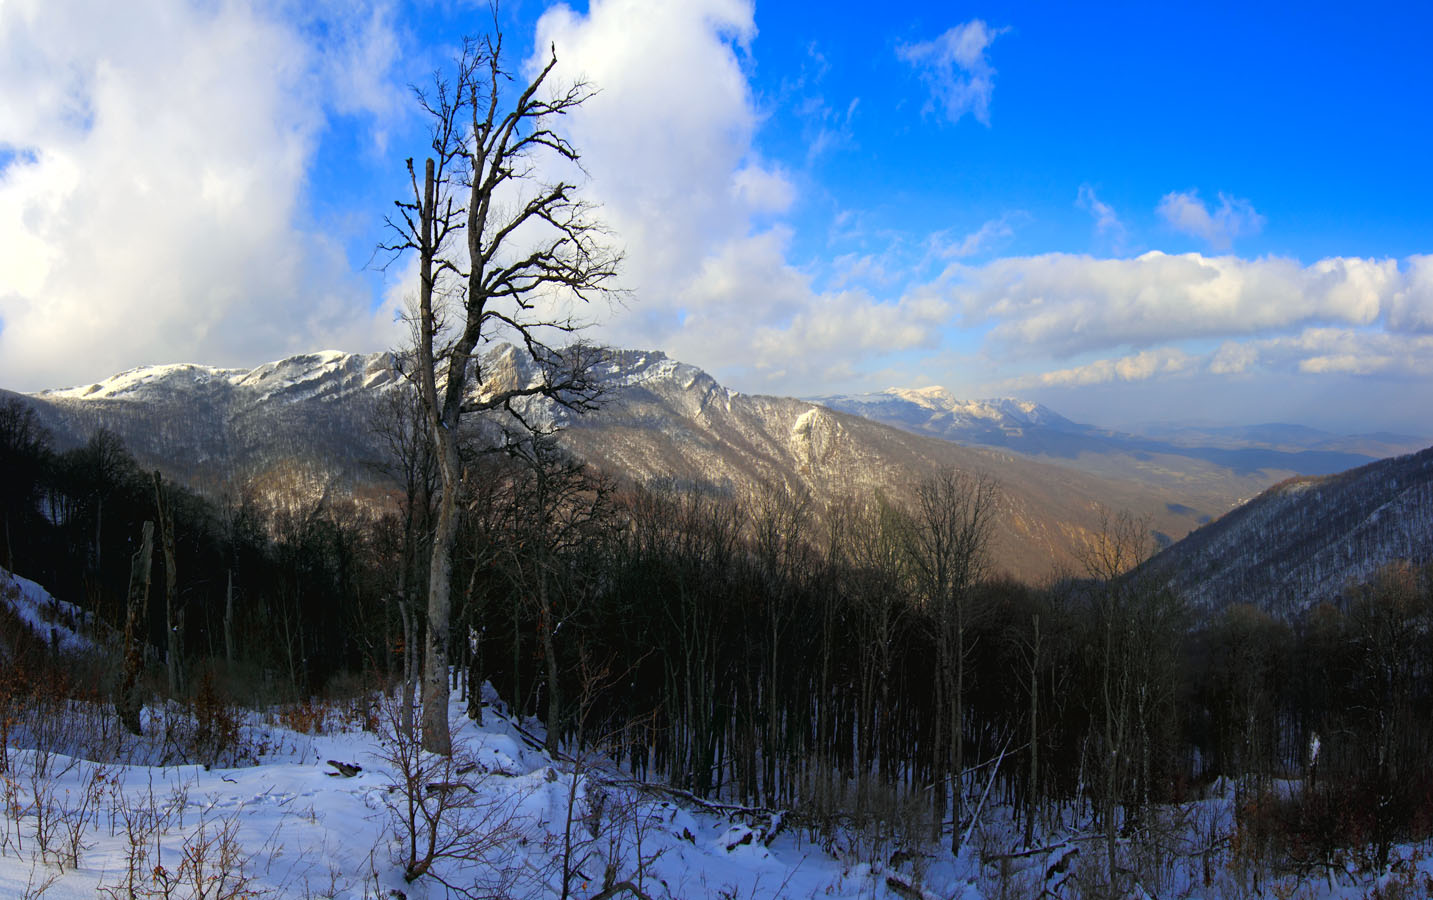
[0,567,95,656]
[0,686,910,900]
[3,569,1432,898]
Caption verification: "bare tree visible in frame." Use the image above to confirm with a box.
[371,374,440,733]
[905,468,997,852]
[383,28,619,754]
[495,434,617,755]
[1076,507,1185,892]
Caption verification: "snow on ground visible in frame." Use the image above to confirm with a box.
[0,684,907,899]
[5,687,1430,900]
[0,568,95,656]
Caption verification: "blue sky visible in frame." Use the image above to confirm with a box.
[2,0,1431,434]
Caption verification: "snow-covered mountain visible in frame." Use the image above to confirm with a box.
[4,347,1250,582]
[43,349,398,405]
[17,351,402,495]
[811,387,1081,437]
[18,346,1426,587]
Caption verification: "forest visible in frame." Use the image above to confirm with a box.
[3,392,1432,896]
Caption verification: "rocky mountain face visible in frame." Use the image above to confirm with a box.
[560,351,1231,579]
[1144,446,1433,614]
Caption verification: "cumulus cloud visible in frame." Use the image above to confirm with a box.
[1012,347,1198,388]
[955,251,1397,358]
[0,0,403,391]
[1157,189,1265,250]
[731,162,797,214]
[531,0,951,394]
[533,0,764,296]
[1262,328,1433,377]
[897,20,1005,126]
[1388,254,1433,332]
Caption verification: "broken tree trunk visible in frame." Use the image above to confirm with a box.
[154,472,183,697]
[117,520,154,736]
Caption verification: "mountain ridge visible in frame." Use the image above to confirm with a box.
[12,347,1419,587]
[1,348,1213,581]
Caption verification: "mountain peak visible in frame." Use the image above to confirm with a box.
[39,350,396,405]
[815,387,1074,433]
[42,361,247,400]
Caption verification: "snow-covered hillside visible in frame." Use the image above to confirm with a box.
[0,687,920,899]
[1146,445,1433,612]
[0,567,94,657]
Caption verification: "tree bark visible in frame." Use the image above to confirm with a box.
[419,424,460,755]
[1025,613,1041,848]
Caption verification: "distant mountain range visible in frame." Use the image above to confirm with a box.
[811,387,1425,477]
[7,348,1427,591]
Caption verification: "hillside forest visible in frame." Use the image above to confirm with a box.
[3,393,1432,897]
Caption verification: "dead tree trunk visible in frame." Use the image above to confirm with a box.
[154,472,183,697]
[384,36,618,756]
[117,521,154,736]
[1025,613,1041,848]
[224,569,235,666]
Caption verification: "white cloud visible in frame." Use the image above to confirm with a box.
[897,20,1005,126]
[530,0,957,394]
[1388,253,1433,332]
[1262,328,1433,377]
[1076,184,1128,251]
[0,0,403,391]
[955,251,1397,358]
[1004,326,1433,394]
[1209,340,1259,375]
[1156,189,1265,250]
[534,0,765,302]
[1012,347,1198,388]
[928,216,1017,261]
[731,162,796,214]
